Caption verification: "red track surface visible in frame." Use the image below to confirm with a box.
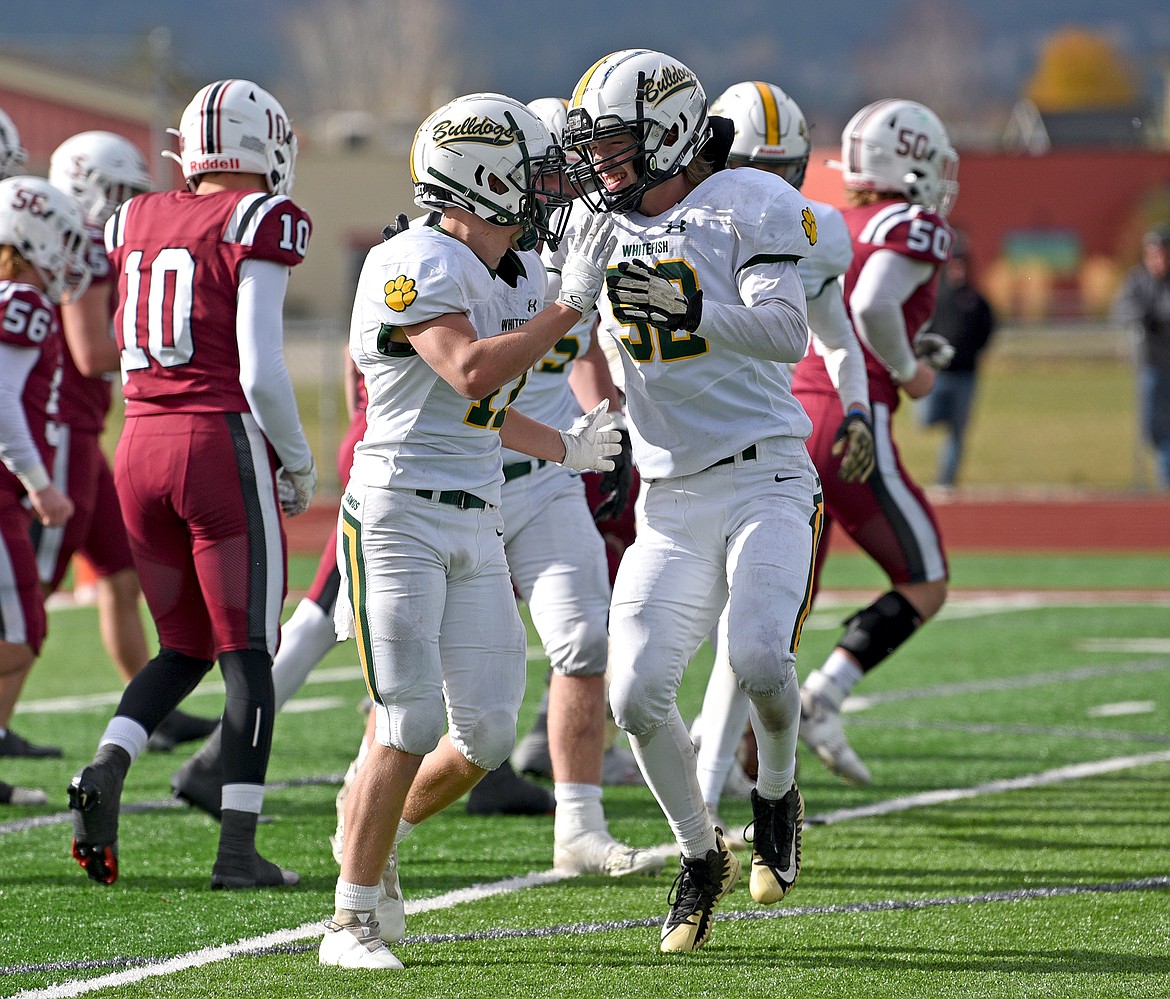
[285,494,1170,555]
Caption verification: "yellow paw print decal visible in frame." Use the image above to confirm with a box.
[384,275,418,312]
[801,206,818,246]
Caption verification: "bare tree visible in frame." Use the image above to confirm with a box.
[283,0,457,122]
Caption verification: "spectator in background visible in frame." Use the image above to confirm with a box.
[918,239,997,489]
[1113,226,1170,490]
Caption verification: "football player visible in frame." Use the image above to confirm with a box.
[563,49,821,952]
[319,92,619,970]
[40,130,216,753]
[791,99,959,785]
[68,79,316,890]
[690,81,875,834]
[0,175,86,763]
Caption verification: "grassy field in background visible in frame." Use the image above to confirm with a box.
[101,324,1153,497]
[2,551,1168,997]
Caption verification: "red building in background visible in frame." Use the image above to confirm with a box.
[804,147,1170,321]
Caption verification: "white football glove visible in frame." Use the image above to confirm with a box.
[278,458,317,517]
[558,400,622,472]
[913,332,955,370]
[556,213,617,314]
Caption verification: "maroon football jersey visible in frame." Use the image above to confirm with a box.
[792,199,951,410]
[106,188,311,415]
[0,281,63,496]
[57,224,114,434]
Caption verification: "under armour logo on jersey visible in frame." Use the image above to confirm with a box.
[529,299,538,313]
[663,220,687,234]
[801,207,818,246]
[384,275,418,312]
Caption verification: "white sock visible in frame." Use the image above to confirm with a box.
[222,782,265,814]
[553,782,604,841]
[273,599,339,709]
[334,878,379,913]
[629,711,714,859]
[749,667,800,799]
[100,716,150,763]
[817,652,864,699]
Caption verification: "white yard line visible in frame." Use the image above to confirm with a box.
[9,746,1170,997]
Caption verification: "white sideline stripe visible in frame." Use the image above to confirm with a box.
[843,658,1170,712]
[280,696,344,714]
[807,749,1170,825]
[12,745,1170,997]
[1086,700,1157,717]
[16,648,549,716]
[10,870,574,999]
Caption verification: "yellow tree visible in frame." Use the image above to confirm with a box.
[1026,29,1139,111]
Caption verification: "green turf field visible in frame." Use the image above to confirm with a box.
[2,552,1168,998]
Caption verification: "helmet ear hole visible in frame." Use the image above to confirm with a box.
[411,93,571,249]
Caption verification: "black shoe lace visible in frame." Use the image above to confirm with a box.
[747,792,787,865]
[667,853,720,919]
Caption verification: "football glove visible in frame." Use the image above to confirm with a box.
[278,458,317,517]
[558,400,621,473]
[831,410,876,484]
[592,412,632,523]
[380,212,410,241]
[557,214,617,314]
[913,331,955,370]
[606,259,703,332]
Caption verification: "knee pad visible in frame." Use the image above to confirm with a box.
[726,623,797,699]
[838,590,922,671]
[608,668,672,737]
[379,695,447,758]
[451,706,516,771]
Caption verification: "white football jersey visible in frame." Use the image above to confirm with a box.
[799,197,868,411]
[349,226,547,505]
[498,241,595,462]
[593,168,815,478]
[799,198,851,303]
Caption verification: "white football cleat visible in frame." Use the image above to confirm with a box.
[319,911,403,970]
[330,756,360,864]
[377,847,406,943]
[554,830,665,877]
[799,686,872,786]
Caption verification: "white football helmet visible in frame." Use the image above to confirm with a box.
[0,175,91,302]
[527,96,579,167]
[712,81,810,190]
[833,98,959,215]
[0,108,27,181]
[564,49,711,213]
[49,131,152,227]
[165,79,297,195]
[411,92,570,249]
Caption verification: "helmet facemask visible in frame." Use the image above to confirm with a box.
[565,51,711,215]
